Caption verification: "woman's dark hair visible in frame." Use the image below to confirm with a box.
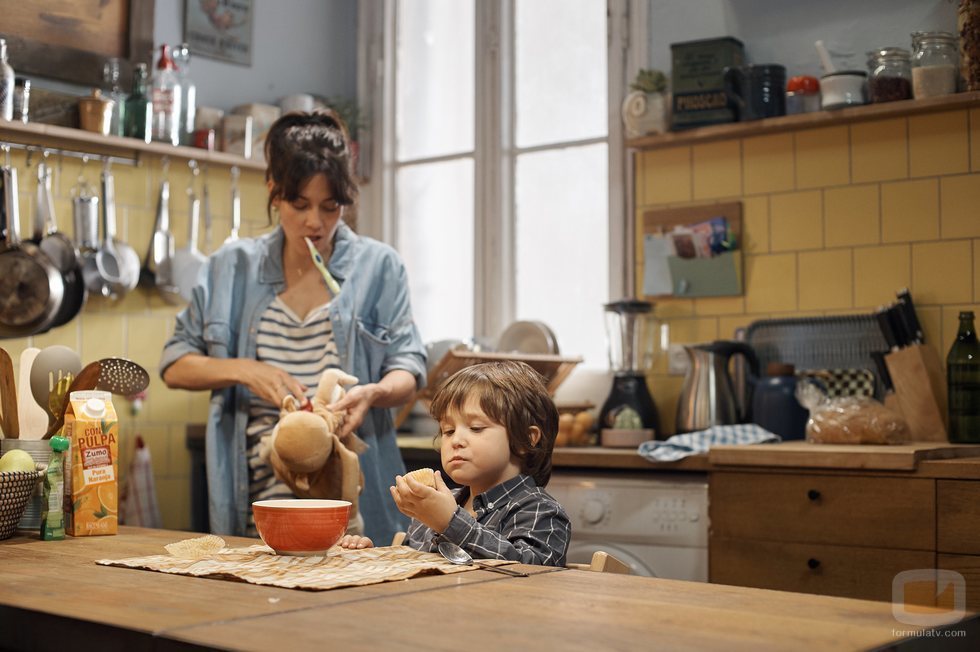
[429,361,560,487]
[264,109,358,222]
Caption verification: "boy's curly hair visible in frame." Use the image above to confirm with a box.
[429,361,559,487]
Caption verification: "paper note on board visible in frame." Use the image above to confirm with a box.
[643,234,673,296]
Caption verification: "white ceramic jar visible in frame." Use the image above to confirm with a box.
[820,71,867,109]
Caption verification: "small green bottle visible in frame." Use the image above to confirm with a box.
[124,63,152,144]
[947,311,980,443]
[40,435,69,541]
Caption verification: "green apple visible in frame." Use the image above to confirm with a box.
[0,449,37,473]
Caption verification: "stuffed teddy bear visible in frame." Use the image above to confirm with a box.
[259,369,367,532]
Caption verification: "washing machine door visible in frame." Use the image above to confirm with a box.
[566,541,656,578]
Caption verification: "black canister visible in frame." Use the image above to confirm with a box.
[723,64,787,121]
[752,363,809,440]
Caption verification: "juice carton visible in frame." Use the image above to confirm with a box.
[63,391,118,536]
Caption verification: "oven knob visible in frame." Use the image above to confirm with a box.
[582,499,606,524]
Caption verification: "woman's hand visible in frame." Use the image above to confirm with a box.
[240,359,308,406]
[389,471,457,533]
[328,384,379,438]
[338,534,374,549]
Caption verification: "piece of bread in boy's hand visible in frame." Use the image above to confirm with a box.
[405,467,436,488]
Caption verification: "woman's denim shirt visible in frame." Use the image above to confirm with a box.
[160,223,426,542]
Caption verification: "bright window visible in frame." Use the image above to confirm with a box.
[388,0,620,367]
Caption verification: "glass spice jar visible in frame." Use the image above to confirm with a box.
[911,31,959,98]
[961,0,980,91]
[867,47,913,102]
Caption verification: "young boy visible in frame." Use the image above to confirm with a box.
[339,360,570,566]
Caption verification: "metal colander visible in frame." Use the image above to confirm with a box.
[97,357,150,396]
[0,470,44,539]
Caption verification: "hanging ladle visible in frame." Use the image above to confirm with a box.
[437,541,528,577]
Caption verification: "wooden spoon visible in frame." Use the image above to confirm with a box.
[43,360,100,439]
[0,347,19,438]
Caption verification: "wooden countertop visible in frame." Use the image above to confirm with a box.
[2,527,969,651]
[398,435,710,472]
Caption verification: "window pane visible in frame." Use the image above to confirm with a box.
[397,159,475,343]
[515,0,607,148]
[514,143,608,367]
[396,0,475,160]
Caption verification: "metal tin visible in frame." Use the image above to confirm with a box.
[670,37,745,130]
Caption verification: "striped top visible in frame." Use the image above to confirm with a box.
[245,296,340,536]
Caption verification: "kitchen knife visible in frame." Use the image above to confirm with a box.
[886,304,911,348]
[870,351,894,392]
[896,288,924,344]
[875,306,899,350]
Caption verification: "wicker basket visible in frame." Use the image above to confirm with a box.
[0,470,45,540]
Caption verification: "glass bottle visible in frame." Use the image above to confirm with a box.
[102,57,128,136]
[867,47,913,103]
[172,43,197,146]
[0,38,14,122]
[151,44,182,146]
[124,63,152,143]
[911,31,959,99]
[947,311,980,443]
[960,0,980,91]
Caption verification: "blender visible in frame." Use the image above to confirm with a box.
[598,299,661,445]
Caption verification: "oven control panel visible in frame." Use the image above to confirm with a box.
[547,472,709,548]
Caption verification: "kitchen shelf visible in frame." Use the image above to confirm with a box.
[0,119,264,171]
[626,91,980,151]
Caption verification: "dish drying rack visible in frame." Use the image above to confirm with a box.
[736,314,890,399]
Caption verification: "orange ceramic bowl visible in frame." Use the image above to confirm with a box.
[252,499,351,555]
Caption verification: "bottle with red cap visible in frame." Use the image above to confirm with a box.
[786,75,820,114]
[151,44,182,146]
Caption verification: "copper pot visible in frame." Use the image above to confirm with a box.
[78,90,114,136]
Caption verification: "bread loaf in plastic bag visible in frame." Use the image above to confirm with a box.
[797,380,910,445]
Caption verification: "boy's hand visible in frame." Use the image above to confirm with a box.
[338,534,374,549]
[390,471,456,533]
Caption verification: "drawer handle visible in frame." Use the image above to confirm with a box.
[807,558,821,570]
[807,489,821,501]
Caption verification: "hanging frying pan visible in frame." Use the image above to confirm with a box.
[0,162,65,337]
[33,159,86,327]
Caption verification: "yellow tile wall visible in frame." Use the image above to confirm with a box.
[1,149,269,530]
[636,106,980,435]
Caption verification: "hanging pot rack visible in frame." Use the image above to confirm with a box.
[0,120,263,172]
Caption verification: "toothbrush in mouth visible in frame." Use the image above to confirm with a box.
[304,236,342,297]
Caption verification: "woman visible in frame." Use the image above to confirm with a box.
[160,111,426,544]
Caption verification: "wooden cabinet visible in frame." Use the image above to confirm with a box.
[711,538,935,603]
[710,472,935,549]
[709,470,940,602]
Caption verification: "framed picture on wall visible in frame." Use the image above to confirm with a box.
[0,0,155,87]
[184,0,254,66]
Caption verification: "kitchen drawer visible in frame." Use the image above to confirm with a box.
[938,554,980,613]
[938,480,980,555]
[710,472,935,549]
[711,536,936,603]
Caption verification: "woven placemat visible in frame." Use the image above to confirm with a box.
[97,544,515,591]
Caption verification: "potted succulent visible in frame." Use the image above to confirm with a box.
[622,69,669,137]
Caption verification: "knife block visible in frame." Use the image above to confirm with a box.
[884,344,948,442]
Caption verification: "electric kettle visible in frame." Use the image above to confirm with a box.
[675,340,760,433]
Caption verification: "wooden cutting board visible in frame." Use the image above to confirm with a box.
[708,441,980,470]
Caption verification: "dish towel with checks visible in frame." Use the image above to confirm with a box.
[638,424,781,462]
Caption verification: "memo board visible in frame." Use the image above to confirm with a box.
[637,201,743,299]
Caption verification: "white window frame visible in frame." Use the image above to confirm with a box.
[357,0,646,346]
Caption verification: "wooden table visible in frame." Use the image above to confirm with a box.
[0,527,975,651]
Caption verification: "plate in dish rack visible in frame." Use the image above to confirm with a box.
[497,321,559,355]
